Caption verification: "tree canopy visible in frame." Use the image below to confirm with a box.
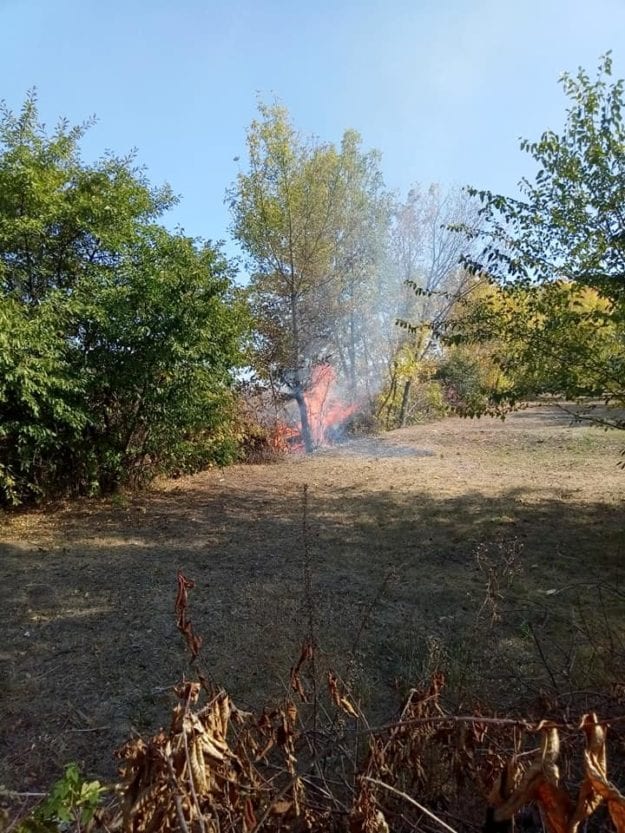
[452,54,625,425]
[0,94,247,504]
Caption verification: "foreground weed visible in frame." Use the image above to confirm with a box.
[17,764,105,832]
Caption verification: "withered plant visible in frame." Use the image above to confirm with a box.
[104,571,625,833]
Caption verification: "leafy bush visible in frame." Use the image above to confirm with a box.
[437,349,490,416]
[0,94,248,503]
[0,296,86,503]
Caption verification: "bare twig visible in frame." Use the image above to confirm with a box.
[163,752,191,833]
[253,771,303,833]
[528,622,561,695]
[357,712,625,737]
[555,402,625,431]
[301,484,318,743]
[62,726,109,734]
[347,566,397,662]
[363,776,459,833]
[0,791,47,798]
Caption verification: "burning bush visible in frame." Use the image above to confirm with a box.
[233,387,296,463]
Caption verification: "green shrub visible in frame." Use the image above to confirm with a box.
[0,94,248,503]
[437,350,489,416]
[0,296,86,503]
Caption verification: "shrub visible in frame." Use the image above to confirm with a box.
[437,349,489,416]
[0,95,248,503]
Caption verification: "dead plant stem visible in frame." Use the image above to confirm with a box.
[301,484,318,745]
[528,622,561,695]
[362,776,459,833]
[181,712,207,833]
[357,712,625,737]
[163,752,191,833]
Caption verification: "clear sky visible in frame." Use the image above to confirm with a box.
[2,0,625,268]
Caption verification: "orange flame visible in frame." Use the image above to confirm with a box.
[268,421,300,453]
[304,364,358,447]
[272,365,358,452]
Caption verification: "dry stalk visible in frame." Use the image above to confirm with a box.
[363,776,459,833]
[301,483,319,742]
[181,719,207,833]
[474,539,522,626]
[163,751,191,833]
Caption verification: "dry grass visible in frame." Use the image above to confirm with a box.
[1,404,624,796]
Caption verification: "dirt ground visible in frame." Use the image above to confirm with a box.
[1,404,624,790]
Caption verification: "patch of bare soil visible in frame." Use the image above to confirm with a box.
[1,404,624,790]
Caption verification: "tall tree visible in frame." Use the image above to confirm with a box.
[327,130,392,401]
[385,184,478,426]
[455,53,625,426]
[229,103,389,449]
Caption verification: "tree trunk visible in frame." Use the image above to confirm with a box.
[398,379,412,427]
[382,362,399,430]
[288,286,314,453]
[294,384,314,453]
[348,310,357,397]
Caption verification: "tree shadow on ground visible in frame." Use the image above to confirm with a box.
[1,482,624,788]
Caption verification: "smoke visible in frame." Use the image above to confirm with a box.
[243,184,480,452]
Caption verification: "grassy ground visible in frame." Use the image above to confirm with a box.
[1,404,624,791]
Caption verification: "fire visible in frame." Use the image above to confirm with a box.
[267,421,300,453]
[303,364,358,448]
[268,364,358,453]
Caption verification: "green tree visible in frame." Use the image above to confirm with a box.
[456,54,625,426]
[228,102,341,451]
[0,93,246,503]
[446,279,621,413]
[229,102,389,450]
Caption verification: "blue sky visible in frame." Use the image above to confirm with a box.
[2,0,625,268]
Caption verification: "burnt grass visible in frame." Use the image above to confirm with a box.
[1,404,624,790]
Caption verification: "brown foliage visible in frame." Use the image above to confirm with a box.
[41,572,625,833]
[175,572,203,660]
[488,715,625,833]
